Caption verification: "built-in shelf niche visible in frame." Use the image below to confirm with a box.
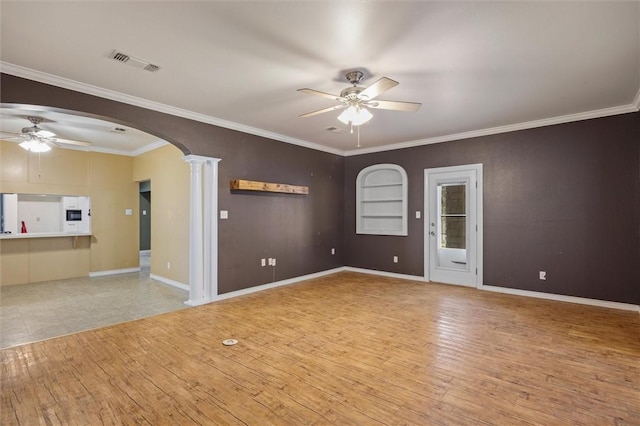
[356,164,408,236]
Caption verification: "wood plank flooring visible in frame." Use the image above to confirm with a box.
[1,271,639,425]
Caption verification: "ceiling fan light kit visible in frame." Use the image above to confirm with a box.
[1,115,91,152]
[298,70,421,142]
[19,137,52,153]
[337,105,372,126]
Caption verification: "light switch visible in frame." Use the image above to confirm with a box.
[220,210,228,219]
[125,209,133,216]
[415,211,421,219]
[142,210,147,215]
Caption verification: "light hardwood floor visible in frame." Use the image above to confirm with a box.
[1,272,638,425]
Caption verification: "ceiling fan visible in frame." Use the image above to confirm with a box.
[0,116,91,152]
[298,70,421,127]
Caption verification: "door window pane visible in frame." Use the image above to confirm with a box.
[440,184,466,249]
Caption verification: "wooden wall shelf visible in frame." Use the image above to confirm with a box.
[230,179,309,195]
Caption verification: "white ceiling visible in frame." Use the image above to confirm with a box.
[1,1,638,156]
[0,107,165,155]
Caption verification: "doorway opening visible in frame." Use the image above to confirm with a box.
[424,164,483,287]
[139,180,151,273]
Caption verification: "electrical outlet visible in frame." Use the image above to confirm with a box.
[331,248,335,255]
[167,262,171,270]
[539,271,546,280]
[393,256,398,263]
[261,258,266,267]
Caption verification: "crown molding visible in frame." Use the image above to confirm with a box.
[0,62,345,156]
[344,102,639,156]
[2,62,637,159]
[129,139,169,157]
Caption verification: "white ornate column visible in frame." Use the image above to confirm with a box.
[203,158,221,301]
[184,155,205,305]
[184,155,220,306]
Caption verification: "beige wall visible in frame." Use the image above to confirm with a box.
[0,140,137,285]
[87,152,139,273]
[133,144,189,286]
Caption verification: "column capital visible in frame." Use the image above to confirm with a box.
[183,155,221,165]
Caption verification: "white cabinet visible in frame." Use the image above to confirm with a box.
[356,164,408,236]
[62,196,91,233]
[62,196,79,210]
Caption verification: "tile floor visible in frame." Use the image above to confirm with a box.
[0,252,189,349]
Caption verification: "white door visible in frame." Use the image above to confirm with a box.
[425,164,482,287]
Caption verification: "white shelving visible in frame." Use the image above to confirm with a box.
[356,164,408,236]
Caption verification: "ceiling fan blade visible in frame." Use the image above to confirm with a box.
[35,129,56,138]
[366,100,422,112]
[297,88,343,102]
[299,104,346,118]
[0,130,22,139]
[358,77,399,100]
[51,137,92,147]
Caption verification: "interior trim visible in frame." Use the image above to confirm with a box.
[346,267,639,312]
[88,267,140,277]
[0,62,344,157]
[149,273,189,292]
[480,284,640,313]
[343,266,426,282]
[345,102,640,156]
[212,267,346,303]
[3,61,638,158]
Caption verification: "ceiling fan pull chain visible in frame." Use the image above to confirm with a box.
[357,125,361,148]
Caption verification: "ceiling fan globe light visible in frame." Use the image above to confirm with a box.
[352,107,373,125]
[337,106,372,126]
[33,142,52,153]
[19,139,51,153]
[337,106,357,125]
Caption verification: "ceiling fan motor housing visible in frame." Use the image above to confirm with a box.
[340,86,365,101]
[345,70,364,85]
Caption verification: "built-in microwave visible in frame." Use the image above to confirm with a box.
[66,209,82,221]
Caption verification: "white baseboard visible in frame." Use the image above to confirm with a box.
[340,267,639,312]
[209,267,346,303]
[150,274,189,291]
[175,265,640,313]
[343,267,426,282]
[480,284,640,312]
[89,267,140,277]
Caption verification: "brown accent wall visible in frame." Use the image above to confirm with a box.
[345,112,640,304]
[1,74,345,294]
[3,74,637,304]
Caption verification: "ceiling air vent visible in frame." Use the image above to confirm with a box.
[108,50,161,73]
[144,64,160,73]
[110,52,130,63]
[325,126,346,134]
